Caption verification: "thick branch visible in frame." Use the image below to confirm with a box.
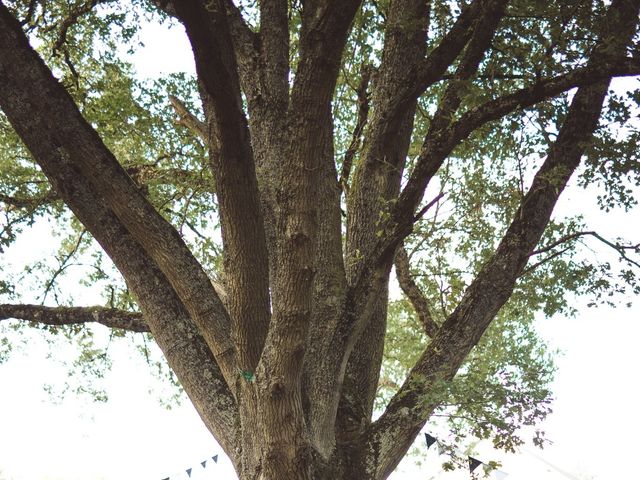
[0,5,236,385]
[349,0,506,292]
[336,0,432,459]
[385,0,509,251]
[366,0,498,145]
[0,118,239,466]
[0,304,149,332]
[222,0,259,71]
[383,57,640,273]
[336,5,507,447]
[175,1,271,374]
[259,0,289,109]
[394,247,439,338]
[249,1,362,474]
[0,91,239,468]
[368,1,639,477]
[292,0,362,111]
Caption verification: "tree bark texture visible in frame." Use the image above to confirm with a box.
[1,0,640,478]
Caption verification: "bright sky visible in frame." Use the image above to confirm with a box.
[1,16,639,480]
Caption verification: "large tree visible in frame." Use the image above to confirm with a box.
[1,0,640,478]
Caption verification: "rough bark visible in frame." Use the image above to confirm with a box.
[0,2,239,461]
[338,0,508,458]
[369,1,640,477]
[338,0,431,450]
[254,3,362,476]
[0,4,237,387]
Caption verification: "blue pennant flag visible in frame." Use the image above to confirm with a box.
[186,467,192,477]
[201,460,207,469]
[424,433,437,449]
[212,454,219,463]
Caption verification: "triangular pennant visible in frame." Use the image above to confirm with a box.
[494,469,508,480]
[186,467,192,478]
[469,456,482,473]
[424,433,437,449]
[161,478,170,480]
[201,460,207,469]
[212,454,219,463]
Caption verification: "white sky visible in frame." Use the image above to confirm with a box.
[1,16,640,480]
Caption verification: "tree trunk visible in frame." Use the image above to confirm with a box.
[1,0,640,479]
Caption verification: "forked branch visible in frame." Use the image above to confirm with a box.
[522,230,640,276]
[368,1,640,476]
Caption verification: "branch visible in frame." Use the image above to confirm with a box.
[18,0,39,27]
[292,0,362,109]
[259,0,289,109]
[369,0,499,143]
[368,0,640,475]
[385,0,509,245]
[0,5,240,455]
[173,1,271,372]
[124,163,201,186]
[452,57,640,143]
[251,1,363,470]
[49,0,111,54]
[394,246,439,338]
[0,190,59,208]
[0,5,236,385]
[0,303,149,332]
[340,64,372,194]
[384,57,640,267]
[221,0,260,79]
[525,230,640,273]
[41,229,88,304]
[520,245,573,277]
[348,0,507,320]
[335,0,433,448]
[413,191,445,222]
[168,94,208,142]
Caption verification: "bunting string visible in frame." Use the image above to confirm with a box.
[159,453,219,479]
[158,436,510,479]
[423,432,509,479]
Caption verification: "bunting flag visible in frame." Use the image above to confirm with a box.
[424,433,437,449]
[421,431,512,478]
[158,452,221,480]
[469,456,482,473]
[437,442,448,456]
